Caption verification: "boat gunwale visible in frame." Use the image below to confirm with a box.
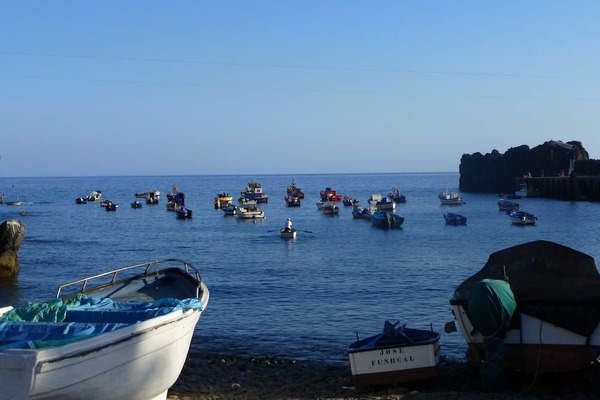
[55,259,203,299]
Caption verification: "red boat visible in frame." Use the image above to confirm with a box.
[319,187,342,202]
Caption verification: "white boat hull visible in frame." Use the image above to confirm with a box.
[451,304,600,373]
[348,340,440,386]
[0,309,201,400]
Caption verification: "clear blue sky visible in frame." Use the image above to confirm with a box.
[2,1,600,177]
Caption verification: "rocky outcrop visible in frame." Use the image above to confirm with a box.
[0,220,25,278]
[459,140,590,194]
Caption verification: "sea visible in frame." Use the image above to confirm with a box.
[1,172,599,366]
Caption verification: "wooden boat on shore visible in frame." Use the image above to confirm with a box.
[348,321,440,387]
[449,240,600,374]
[0,259,209,400]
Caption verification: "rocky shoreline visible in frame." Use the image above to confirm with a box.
[167,353,600,400]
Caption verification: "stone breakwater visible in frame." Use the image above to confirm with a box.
[166,353,600,400]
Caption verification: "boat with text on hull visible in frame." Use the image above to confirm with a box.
[0,259,209,400]
[449,240,600,374]
[348,321,440,387]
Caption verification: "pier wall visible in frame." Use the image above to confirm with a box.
[516,176,600,202]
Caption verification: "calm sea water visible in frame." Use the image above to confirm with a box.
[1,173,599,365]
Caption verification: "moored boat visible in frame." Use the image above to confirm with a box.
[222,205,238,216]
[439,184,463,205]
[237,205,265,219]
[388,187,407,203]
[321,201,340,215]
[285,195,301,207]
[352,205,371,219]
[498,198,520,212]
[214,192,233,209]
[286,180,304,199]
[320,187,342,202]
[444,212,467,225]
[371,211,404,229]
[86,190,102,202]
[176,206,193,219]
[131,201,143,209]
[75,197,87,204]
[0,259,209,400]
[342,194,357,207]
[105,202,118,212]
[348,321,440,387]
[241,181,268,203]
[135,190,160,204]
[509,210,537,225]
[449,240,600,374]
[167,184,186,206]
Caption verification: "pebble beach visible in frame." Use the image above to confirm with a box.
[167,353,600,400]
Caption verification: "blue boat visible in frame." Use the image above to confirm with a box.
[510,210,537,225]
[444,212,467,225]
[498,198,519,212]
[352,206,371,219]
[371,211,404,229]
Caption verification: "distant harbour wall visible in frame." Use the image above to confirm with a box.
[516,176,600,202]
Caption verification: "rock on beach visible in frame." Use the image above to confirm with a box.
[167,353,600,400]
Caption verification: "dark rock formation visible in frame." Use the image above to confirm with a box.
[0,220,26,278]
[459,140,589,194]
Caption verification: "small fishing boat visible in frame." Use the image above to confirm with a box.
[238,197,257,206]
[237,205,265,219]
[285,195,301,207]
[286,180,305,199]
[498,198,519,212]
[167,184,186,206]
[280,227,297,239]
[105,203,118,212]
[131,201,143,209]
[222,205,238,216]
[348,321,440,387]
[5,201,26,206]
[241,181,268,203]
[375,197,396,211]
[214,192,233,209]
[509,210,537,225]
[321,201,340,215]
[86,190,102,202]
[444,212,467,225]
[135,190,160,204]
[388,187,407,203]
[439,184,463,205]
[342,194,357,207]
[75,197,87,204]
[176,206,193,219]
[371,211,404,229]
[319,187,342,202]
[367,194,383,211]
[352,206,371,219]
[316,200,325,210]
[0,259,209,400]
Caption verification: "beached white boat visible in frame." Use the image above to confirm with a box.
[348,321,440,387]
[0,259,209,400]
[450,240,600,374]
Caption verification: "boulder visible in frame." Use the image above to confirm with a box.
[459,140,590,193]
[0,220,25,278]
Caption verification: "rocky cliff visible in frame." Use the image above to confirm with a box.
[459,140,590,194]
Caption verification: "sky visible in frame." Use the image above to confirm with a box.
[2,1,600,177]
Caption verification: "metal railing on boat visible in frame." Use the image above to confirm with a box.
[55,258,202,298]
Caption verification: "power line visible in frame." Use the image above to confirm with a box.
[1,50,599,81]
[2,73,599,102]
